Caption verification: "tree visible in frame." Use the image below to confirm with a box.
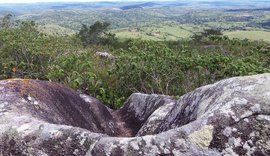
[1,14,13,28]
[192,29,223,41]
[78,21,115,46]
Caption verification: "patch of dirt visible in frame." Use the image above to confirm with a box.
[109,109,135,137]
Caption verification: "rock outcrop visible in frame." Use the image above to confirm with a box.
[95,52,115,59]
[0,74,270,155]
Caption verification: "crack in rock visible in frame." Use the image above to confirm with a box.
[0,74,270,155]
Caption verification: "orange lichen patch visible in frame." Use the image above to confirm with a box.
[0,78,121,136]
[1,79,55,102]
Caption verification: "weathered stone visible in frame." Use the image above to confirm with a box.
[0,74,270,155]
[95,52,114,59]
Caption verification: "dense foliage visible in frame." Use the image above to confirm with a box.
[0,21,80,79]
[78,21,116,46]
[0,20,269,108]
[109,38,269,100]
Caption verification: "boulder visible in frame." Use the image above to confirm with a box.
[0,74,270,155]
[95,52,114,59]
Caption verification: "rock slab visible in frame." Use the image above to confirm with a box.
[0,74,270,155]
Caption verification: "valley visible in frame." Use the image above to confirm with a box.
[0,0,269,42]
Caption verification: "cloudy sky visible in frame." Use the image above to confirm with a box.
[0,0,242,3]
[0,0,168,3]
[0,0,121,3]
[0,0,264,3]
[1,0,102,3]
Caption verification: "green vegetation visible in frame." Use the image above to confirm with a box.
[38,24,76,36]
[0,2,270,108]
[224,30,270,42]
[0,21,80,80]
[0,18,269,108]
[114,25,193,41]
[78,21,116,46]
[3,1,269,42]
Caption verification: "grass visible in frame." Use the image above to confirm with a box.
[206,22,247,29]
[114,24,194,41]
[38,24,76,36]
[224,30,270,42]
[115,30,162,41]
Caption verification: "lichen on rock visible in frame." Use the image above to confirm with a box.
[0,74,270,155]
[188,125,214,150]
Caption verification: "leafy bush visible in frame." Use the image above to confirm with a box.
[0,21,269,108]
[78,21,116,46]
[108,39,269,102]
[0,21,80,79]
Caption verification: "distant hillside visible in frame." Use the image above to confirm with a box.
[38,24,76,36]
[199,1,239,7]
[120,2,159,10]
[261,21,270,28]
[49,2,121,9]
[50,3,92,9]
[0,1,269,42]
[226,7,270,12]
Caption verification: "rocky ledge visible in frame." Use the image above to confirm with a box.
[0,74,270,155]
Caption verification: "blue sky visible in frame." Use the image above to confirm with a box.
[0,0,266,3]
[1,0,101,3]
[0,0,169,3]
[1,0,119,3]
[0,0,243,3]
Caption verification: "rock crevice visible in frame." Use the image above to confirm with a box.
[0,74,270,155]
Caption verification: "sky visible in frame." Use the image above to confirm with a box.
[1,0,102,3]
[0,0,266,3]
[0,0,170,3]
[0,0,247,3]
[0,0,122,3]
